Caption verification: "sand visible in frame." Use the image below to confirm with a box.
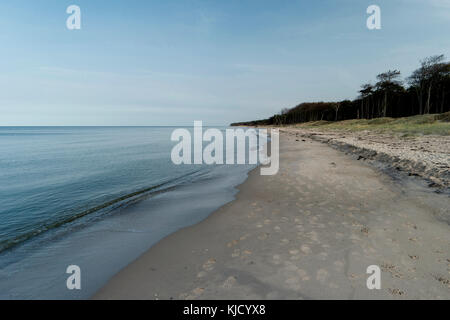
[285,128,450,189]
[94,133,450,300]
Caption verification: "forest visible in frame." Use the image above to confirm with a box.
[231,55,450,126]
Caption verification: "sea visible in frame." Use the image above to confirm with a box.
[0,126,255,299]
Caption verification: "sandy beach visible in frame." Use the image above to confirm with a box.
[94,132,450,300]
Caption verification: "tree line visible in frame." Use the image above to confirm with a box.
[231,55,450,126]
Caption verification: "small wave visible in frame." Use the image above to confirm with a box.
[0,169,202,253]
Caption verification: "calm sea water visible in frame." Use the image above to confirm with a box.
[0,126,255,299]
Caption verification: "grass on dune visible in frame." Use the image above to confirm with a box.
[294,112,450,136]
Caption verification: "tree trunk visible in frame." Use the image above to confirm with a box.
[361,100,364,119]
[371,96,374,119]
[441,90,445,114]
[415,87,423,115]
[334,104,340,121]
[426,83,432,114]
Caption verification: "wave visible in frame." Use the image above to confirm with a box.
[0,169,203,253]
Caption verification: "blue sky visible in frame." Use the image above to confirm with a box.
[0,0,449,125]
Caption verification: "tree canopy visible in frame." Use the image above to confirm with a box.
[232,55,450,126]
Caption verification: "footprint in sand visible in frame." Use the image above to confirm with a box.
[242,250,252,257]
[192,287,205,295]
[181,287,205,300]
[222,276,237,289]
[388,288,405,296]
[360,227,369,235]
[306,231,319,242]
[301,245,311,255]
[231,249,240,258]
[403,222,418,230]
[202,258,216,271]
[381,263,403,279]
[333,260,345,271]
[316,269,329,283]
[227,239,239,248]
[258,233,269,240]
[240,234,249,241]
[297,269,310,281]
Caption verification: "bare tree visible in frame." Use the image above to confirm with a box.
[407,68,426,114]
[437,62,450,113]
[420,55,445,113]
[376,70,401,117]
[333,102,341,121]
[359,83,373,119]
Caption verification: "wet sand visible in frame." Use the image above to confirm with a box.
[94,133,450,299]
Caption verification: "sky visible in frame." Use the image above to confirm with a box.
[0,0,449,126]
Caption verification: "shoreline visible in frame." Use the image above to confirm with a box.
[94,132,450,299]
[0,154,255,300]
[93,164,262,300]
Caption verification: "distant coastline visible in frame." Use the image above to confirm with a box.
[232,55,450,127]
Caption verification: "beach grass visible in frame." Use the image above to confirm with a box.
[293,112,450,136]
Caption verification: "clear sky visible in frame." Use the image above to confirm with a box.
[0,0,449,126]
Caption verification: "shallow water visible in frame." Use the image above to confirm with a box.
[0,126,255,299]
